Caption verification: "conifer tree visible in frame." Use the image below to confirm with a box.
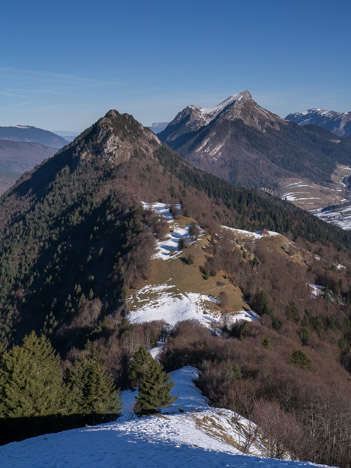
[0,332,64,418]
[135,359,176,415]
[66,353,122,417]
[129,345,154,390]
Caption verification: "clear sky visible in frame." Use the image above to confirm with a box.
[1,0,350,132]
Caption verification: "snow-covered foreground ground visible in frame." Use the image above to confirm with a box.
[0,367,330,468]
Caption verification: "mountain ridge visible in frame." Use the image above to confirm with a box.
[159,92,351,193]
[1,108,351,349]
[286,108,351,137]
[0,125,68,148]
[1,109,351,466]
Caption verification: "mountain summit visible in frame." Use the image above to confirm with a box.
[161,91,284,145]
[159,92,351,190]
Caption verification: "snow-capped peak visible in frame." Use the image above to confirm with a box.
[192,90,252,126]
[199,91,252,116]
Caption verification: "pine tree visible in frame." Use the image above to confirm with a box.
[262,336,271,348]
[290,350,314,371]
[129,346,154,390]
[66,354,122,417]
[135,359,176,415]
[234,363,242,380]
[0,332,64,418]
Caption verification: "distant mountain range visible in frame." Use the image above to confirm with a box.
[158,91,351,191]
[0,140,58,194]
[0,125,68,148]
[149,122,169,134]
[53,130,79,142]
[286,108,351,137]
[0,125,69,194]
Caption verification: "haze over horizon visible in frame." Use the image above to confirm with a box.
[1,0,350,133]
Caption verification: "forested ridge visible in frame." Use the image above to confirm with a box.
[0,110,351,466]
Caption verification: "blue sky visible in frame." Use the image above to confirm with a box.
[1,0,350,132]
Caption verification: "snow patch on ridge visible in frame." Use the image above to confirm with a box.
[127,284,221,328]
[222,225,280,239]
[142,201,200,260]
[127,283,258,330]
[309,284,324,297]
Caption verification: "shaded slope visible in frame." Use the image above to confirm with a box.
[0,140,57,194]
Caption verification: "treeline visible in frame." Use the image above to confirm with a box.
[154,145,351,252]
[0,332,175,444]
[0,332,121,421]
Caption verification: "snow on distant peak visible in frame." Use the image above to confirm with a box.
[196,91,252,125]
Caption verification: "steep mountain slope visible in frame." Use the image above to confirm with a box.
[159,91,351,191]
[286,108,351,137]
[1,109,351,349]
[1,110,351,466]
[0,140,57,194]
[0,125,68,148]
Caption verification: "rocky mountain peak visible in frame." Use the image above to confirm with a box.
[160,91,284,144]
[70,109,161,166]
[215,91,285,132]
